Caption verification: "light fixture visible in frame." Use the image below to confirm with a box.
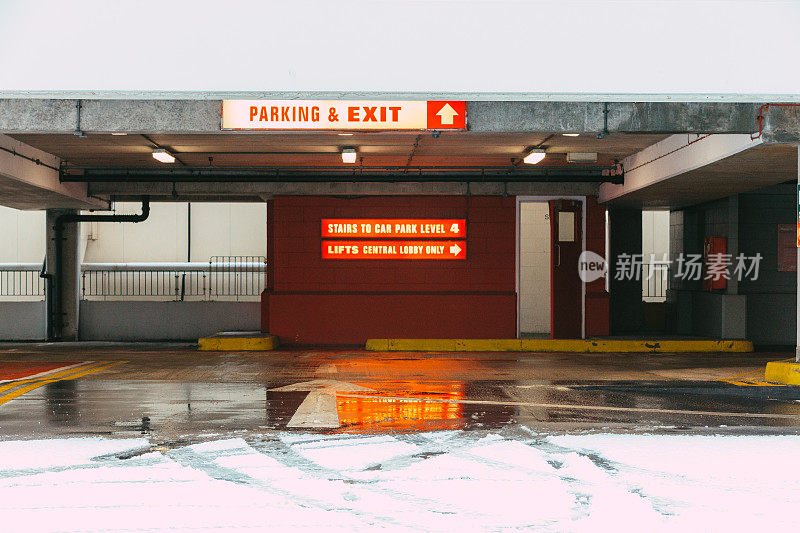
[562,133,580,137]
[152,148,176,163]
[523,148,546,165]
[111,133,128,136]
[337,133,354,136]
[341,147,357,164]
[566,152,598,163]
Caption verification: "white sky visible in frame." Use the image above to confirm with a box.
[0,0,799,98]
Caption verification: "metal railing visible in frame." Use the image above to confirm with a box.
[0,264,46,300]
[81,257,267,301]
[0,257,267,302]
[209,256,268,299]
[642,263,669,301]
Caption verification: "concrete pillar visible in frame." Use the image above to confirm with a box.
[46,209,81,341]
[608,209,643,334]
[726,195,739,296]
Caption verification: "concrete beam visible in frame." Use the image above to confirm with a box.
[0,134,106,210]
[87,180,600,200]
[762,104,800,143]
[0,99,773,135]
[598,134,762,206]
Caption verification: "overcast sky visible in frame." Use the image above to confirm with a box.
[1,0,799,99]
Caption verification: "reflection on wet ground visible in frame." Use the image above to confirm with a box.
[0,343,799,440]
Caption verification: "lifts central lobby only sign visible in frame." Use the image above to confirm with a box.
[222,100,466,130]
[321,219,467,260]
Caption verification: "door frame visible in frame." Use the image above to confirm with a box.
[516,196,587,339]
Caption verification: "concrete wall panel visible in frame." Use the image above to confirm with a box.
[0,301,46,340]
[80,301,260,341]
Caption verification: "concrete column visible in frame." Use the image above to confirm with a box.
[46,209,81,341]
[726,195,739,296]
[608,209,643,334]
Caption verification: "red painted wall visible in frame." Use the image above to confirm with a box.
[261,194,610,344]
[263,195,517,345]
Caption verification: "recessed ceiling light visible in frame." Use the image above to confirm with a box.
[111,133,128,136]
[523,148,546,165]
[152,149,176,163]
[337,133,354,136]
[562,133,580,137]
[341,147,357,164]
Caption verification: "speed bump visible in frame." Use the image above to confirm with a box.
[365,338,754,353]
[198,332,278,351]
[765,361,800,385]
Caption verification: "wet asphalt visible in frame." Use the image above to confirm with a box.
[0,343,799,441]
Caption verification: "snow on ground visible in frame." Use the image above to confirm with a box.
[1,431,799,532]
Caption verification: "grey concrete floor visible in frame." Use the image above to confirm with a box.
[0,342,798,441]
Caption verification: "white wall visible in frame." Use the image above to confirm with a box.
[519,202,551,334]
[1,1,799,99]
[642,210,670,302]
[0,202,269,263]
[642,211,669,261]
[82,202,266,263]
[0,205,46,263]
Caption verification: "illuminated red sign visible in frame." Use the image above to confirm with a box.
[222,100,466,130]
[322,219,466,239]
[322,240,466,260]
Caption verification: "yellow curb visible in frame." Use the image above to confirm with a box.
[365,338,753,353]
[765,361,800,385]
[198,333,278,351]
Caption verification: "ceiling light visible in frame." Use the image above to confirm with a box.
[523,149,546,165]
[566,152,598,163]
[152,149,175,163]
[562,133,580,137]
[341,147,357,164]
[337,133,354,136]
[111,133,128,136]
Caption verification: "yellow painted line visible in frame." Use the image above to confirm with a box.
[366,338,754,353]
[765,361,800,385]
[0,361,126,407]
[719,379,787,387]
[718,358,795,383]
[0,361,107,394]
[0,361,91,385]
[198,334,278,351]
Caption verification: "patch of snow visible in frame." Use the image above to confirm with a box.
[2,432,800,531]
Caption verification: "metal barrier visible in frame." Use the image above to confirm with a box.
[81,257,267,301]
[209,256,268,300]
[0,264,46,300]
[0,257,267,301]
[642,263,669,301]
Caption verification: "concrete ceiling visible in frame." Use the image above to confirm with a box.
[9,132,668,169]
[604,144,797,209]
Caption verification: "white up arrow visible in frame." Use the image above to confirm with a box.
[268,379,375,428]
[436,103,459,125]
[449,243,462,256]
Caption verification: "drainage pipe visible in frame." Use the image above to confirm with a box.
[51,196,150,340]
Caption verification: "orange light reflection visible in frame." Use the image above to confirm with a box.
[337,380,465,432]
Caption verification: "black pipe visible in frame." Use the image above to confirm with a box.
[51,196,150,340]
[61,168,622,184]
[181,203,191,301]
